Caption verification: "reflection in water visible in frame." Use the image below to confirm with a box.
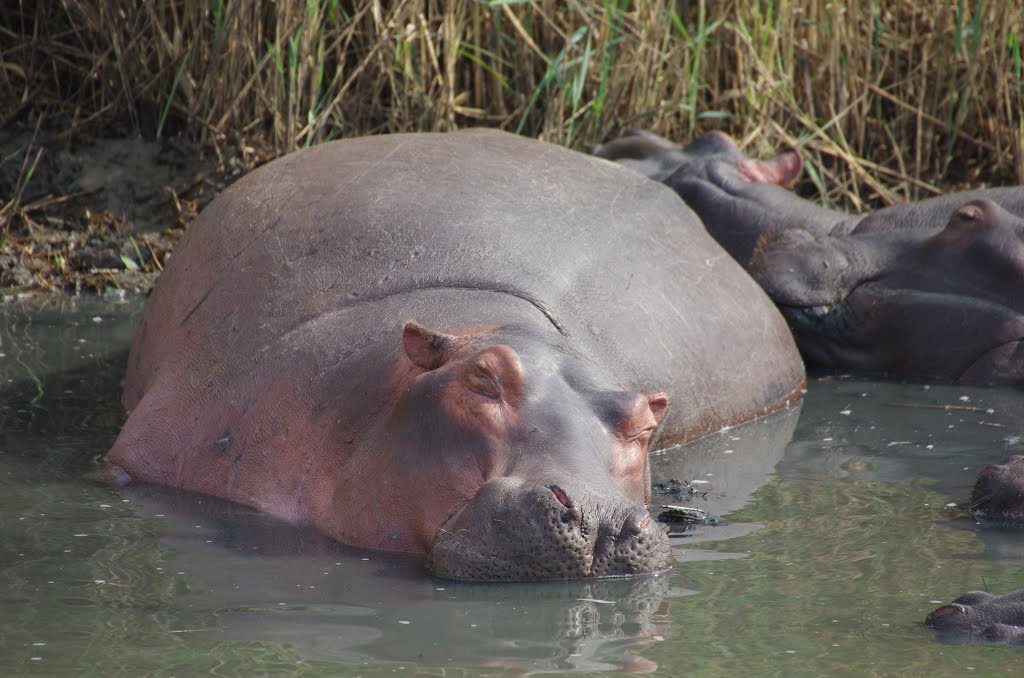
[118,484,678,673]
[4,298,1024,674]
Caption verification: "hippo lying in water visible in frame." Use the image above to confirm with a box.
[591,130,1024,384]
[101,130,804,581]
[926,590,1024,645]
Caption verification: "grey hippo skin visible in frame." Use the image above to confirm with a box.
[972,455,1024,522]
[926,590,1024,645]
[101,130,804,581]
[591,130,1024,384]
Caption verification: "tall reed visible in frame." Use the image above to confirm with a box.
[2,1,1022,209]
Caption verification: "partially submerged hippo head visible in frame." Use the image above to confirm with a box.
[589,128,802,186]
[926,590,1024,645]
[971,455,1024,522]
[749,200,1024,383]
[330,321,672,581]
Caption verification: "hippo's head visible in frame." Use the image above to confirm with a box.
[589,129,802,186]
[926,590,1024,645]
[971,455,1024,522]
[334,321,672,581]
[749,200,1024,384]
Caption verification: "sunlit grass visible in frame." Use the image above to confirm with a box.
[4,1,1022,214]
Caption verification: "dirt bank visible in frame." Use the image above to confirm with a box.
[1,126,265,295]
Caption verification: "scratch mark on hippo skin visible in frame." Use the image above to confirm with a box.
[182,214,284,326]
[279,280,570,345]
[214,431,232,455]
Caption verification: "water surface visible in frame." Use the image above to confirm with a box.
[2,297,1022,676]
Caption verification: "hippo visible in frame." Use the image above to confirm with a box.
[925,458,1024,645]
[926,590,1024,645]
[972,455,1024,522]
[591,130,1024,384]
[100,130,804,581]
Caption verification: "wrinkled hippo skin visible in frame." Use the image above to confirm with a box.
[102,130,804,581]
[751,199,1024,383]
[972,455,1024,522]
[592,130,1024,384]
[926,590,1024,645]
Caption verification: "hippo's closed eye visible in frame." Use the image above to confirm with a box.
[456,348,523,406]
[463,363,502,400]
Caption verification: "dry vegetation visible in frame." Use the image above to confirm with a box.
[1,0,1022,290]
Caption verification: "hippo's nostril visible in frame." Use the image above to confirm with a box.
[548,484,572,508]
[620,510,652,538]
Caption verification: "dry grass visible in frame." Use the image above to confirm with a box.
[2,0,1022,216]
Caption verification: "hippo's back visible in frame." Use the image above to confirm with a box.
[127,129,802,444]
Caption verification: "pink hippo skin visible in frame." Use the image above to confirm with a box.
[103,130,804,581]
[592,130,1024,384]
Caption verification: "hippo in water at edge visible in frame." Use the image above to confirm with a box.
[99,130,805,581]
[922,456,1024,645]
[591,130,1024,384]
[926,590,1024,645]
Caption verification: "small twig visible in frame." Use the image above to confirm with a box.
[886,402,988,412]
[19,189,101,214]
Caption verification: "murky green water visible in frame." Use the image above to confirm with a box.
[2,297,1023,676]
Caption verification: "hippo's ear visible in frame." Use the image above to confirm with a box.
[737,147,802,186]
[647,392,669,425]
[931,201,992,250]
[616,392,670,439]
[402,321,466,370]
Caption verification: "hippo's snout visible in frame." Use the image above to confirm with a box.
[426,478,671,581]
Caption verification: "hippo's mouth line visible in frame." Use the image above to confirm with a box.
[775,301,858,342]
[430,499,475,550]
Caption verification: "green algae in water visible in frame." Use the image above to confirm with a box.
[647,475,1024,676]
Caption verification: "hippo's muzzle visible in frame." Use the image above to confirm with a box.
[426,477,671,582]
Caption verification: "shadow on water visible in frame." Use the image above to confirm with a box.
[3,298,1024,675]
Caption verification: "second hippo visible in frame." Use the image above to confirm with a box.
[592,130,1024,385]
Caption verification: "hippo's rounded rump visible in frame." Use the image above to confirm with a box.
[107,130,802,580]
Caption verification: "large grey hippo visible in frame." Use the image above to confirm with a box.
[101,130,804,581]
[592,130,1024,384]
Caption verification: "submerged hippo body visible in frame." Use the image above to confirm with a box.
[592,130,1024,384]
[105,130,804,581]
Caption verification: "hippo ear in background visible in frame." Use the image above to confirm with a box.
[737,147,802,186]
[402,321,467,370]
